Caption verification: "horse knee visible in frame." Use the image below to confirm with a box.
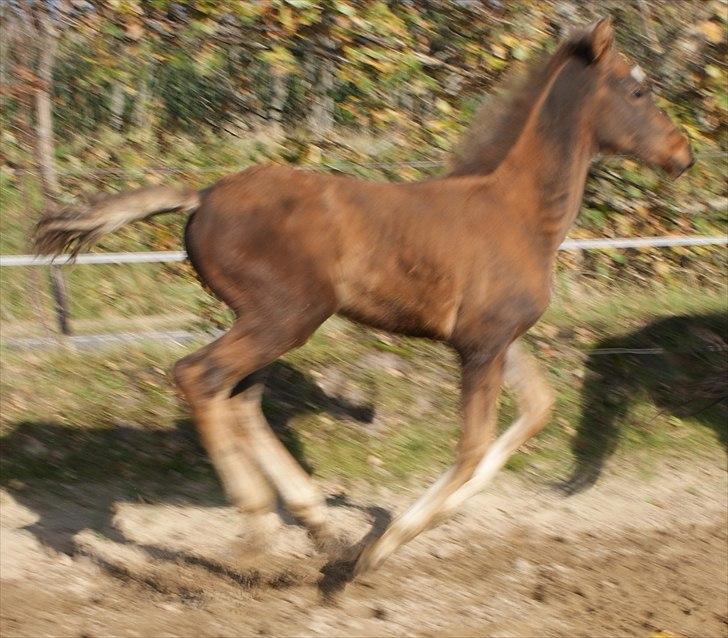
[454,444,488,484]
[172,355,197,396]
[173,352,228,401]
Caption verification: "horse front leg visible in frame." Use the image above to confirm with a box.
[439,339,554,518]
[354,348,506,576]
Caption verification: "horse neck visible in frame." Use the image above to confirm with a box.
[495,57,597,252]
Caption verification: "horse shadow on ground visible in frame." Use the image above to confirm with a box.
[1,360,388,593]
[560,311,728,494]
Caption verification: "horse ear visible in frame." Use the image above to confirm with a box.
[587,17,614,62]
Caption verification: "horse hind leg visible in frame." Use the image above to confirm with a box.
[173,334,276,548]
[230,374,337,551]
[173,315,333,550]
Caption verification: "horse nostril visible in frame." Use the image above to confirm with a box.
[666,153,693,178]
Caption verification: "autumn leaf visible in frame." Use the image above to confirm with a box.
[698,20,724,44]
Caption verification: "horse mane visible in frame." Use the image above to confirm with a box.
[449,30,593,177]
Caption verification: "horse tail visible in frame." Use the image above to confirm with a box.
[34,185,200,257]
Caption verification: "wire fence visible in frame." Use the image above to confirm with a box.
[2,238,726,350]
[3,156,726,341]
[1,235,725,267]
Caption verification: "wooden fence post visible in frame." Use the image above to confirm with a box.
[31,8,72,336]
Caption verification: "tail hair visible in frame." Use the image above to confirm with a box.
[34,185,200,257]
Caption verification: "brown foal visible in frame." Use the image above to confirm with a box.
[36,19,692,577]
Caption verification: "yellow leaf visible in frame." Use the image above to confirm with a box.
[435,98,452,114]
[307,145,322,165]
[490,44,507,59]
[279,6,297,34]
[634,203,650,219]
[698,20,724,44]
[125,21,143,41]
[654,260,671,277]
[705,64,722,79]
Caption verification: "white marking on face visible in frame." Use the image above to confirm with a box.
[631,65,646,84]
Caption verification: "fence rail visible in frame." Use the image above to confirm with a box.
[0,251,187,267]
[3,234,725,341]
[1,235,725,267]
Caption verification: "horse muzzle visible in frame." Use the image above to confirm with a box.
[664,146,694,178]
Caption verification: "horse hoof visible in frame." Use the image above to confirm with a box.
[232,512,280,558]
[230,535,267,563]
[309,527,351,559]
[353,542,386,577]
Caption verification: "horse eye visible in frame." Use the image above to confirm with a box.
[631,87,645,99]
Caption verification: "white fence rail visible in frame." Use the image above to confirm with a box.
[1,235,726,267]
[0,251,187,267]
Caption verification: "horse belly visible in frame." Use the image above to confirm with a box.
[336,259,460,340]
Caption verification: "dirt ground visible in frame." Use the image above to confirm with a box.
[1,457,726,638]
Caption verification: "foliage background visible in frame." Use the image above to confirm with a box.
[1,0,726,326]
